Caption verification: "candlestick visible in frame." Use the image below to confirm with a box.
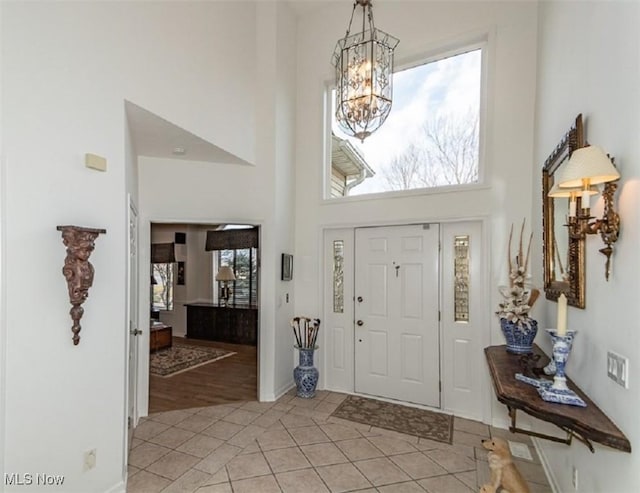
[538,329,586,407]
[557,293,567,336]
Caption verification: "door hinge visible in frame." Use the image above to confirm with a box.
[438,311,441,322]
[127,416,132,429]
[439,381,442,393]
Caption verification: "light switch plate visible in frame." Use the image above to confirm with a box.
[85,153,107,172]
[607,351,628,388]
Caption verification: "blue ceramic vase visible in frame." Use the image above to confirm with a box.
[500,318,538,354]
[293,347,319,398]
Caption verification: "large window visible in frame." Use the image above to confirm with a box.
[152,263,174,311]
[328,46,483,198]
[215,248,258,307]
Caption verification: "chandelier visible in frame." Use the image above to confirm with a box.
[332,0,399,142]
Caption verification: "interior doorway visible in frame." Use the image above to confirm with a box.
[147,222,259,413]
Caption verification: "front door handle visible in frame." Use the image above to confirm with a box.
[356,320,364,326]
[131,329,142,336]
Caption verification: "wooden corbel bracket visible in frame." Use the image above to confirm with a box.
[57,225,106,345]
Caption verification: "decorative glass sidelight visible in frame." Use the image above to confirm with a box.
[333,240,345,313]
[454,235,470,322]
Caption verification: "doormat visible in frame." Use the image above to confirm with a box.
[331,395,453,444]
[150,344,236,378]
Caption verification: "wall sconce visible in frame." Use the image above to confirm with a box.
[547,182,597,219]
[216,265,236,306]
[557,145,621,280]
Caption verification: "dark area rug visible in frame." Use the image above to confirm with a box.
[150,344,236,378]
[331,395,453,444]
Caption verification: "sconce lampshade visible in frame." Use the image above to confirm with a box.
[547,182,597,198]
[215,266,236,282]
[557,145,620,188]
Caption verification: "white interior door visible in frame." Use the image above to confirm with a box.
[355,224,440,407]
[127,198,139,447]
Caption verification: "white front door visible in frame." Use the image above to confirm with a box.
[354,224,440,407]
[127,198,139,447]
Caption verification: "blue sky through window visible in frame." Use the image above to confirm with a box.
[332,48,482,195]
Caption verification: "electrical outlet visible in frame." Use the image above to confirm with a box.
[83,449,96,472]
[572,466,578,490]
[607,351,629,388]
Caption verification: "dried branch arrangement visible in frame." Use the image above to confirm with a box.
[496,219,540,330]
[290,317,320,349]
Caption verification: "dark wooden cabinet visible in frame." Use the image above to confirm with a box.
[150,323,172,352]
[185,303,257,345]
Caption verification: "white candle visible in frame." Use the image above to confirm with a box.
[569,196,577,218]
[557,293,568,336]
[581,189,590,211]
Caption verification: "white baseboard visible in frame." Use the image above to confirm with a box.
[271,380,295,401]
[105,480,126,493]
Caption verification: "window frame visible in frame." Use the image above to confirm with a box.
[323,38,489,202]
[213,248,258,307]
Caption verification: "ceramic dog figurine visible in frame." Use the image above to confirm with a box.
[481,437,530,493]
[479,485,496,493]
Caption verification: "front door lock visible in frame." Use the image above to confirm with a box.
[131,328,142,336]
[357,296,363,303]
[357,320,364,326]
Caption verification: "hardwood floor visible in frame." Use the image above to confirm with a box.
[148,336,257,413]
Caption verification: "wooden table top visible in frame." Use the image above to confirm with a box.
[485,344,631,453]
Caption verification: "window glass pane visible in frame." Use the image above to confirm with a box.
[329,48,482,198]
[333,240,344,313]
[234,249,251,305]
[152,263,174,311]
[215,248,258,307]
[454,235,470,322]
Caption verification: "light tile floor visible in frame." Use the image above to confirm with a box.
[128,390,552,493]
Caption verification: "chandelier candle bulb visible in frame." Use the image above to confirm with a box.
[557,293,568,336]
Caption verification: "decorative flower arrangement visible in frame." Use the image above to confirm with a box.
[496,220,540,332]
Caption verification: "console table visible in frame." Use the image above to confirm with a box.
[185,303,257,345]
[485,344,630,453]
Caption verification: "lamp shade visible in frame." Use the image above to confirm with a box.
[557,146,620,188]
[547,182,597,198]
[215,266,236,282]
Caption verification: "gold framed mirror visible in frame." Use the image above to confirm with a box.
[542,114,586,308]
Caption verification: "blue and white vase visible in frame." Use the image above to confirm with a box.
[293,346,319,399]
[500,318,538,354]
[293,347,319,398]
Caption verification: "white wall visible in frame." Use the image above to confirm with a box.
[0,1,257,491]
[138,2,298,404]
[533,1,640,491]
[294,0,539,422]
